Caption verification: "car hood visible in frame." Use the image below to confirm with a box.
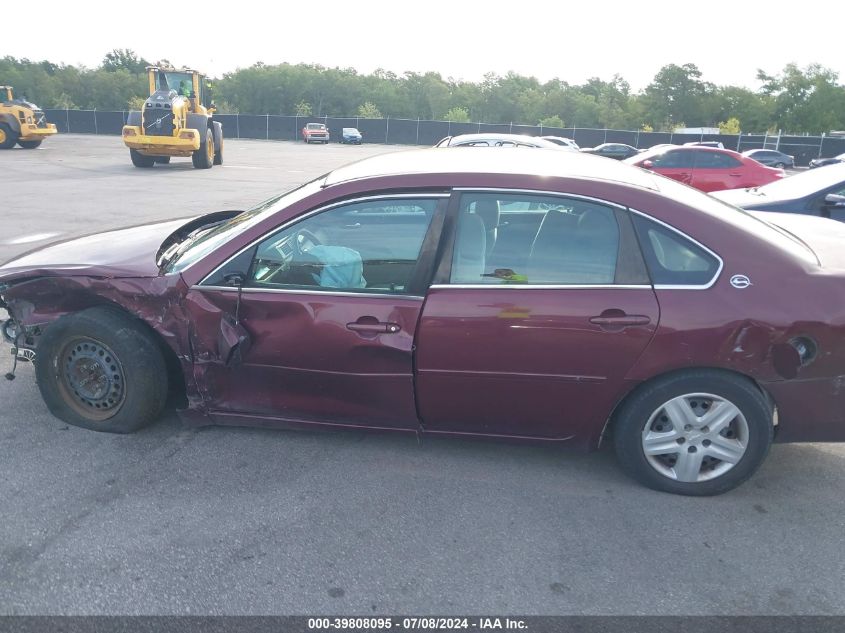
[0,217,198,283]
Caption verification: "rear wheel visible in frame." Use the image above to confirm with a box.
[35,307,169,433]
[613,370,773,495]
[130,148,155,168]
[213,132,223,165]
[192,128,214,169]
[0,123,18,149]
[154,156,171,164]
[17,139,42,149]
[774,161,786,169]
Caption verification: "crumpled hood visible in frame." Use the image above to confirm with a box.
[0,217,195,283]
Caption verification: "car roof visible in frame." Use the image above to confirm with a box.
[442,133,560,147]
[323,147,660,190]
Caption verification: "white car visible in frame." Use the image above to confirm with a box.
[541,136,580,151]
[434,133,567,149]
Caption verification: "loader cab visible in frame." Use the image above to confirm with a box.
[1,86,13,103]
[146,67,211,113]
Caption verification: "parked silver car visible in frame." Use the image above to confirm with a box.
[742,148,795,169]
[541,135,580,150]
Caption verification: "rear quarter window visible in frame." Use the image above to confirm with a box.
[632,215,720,287]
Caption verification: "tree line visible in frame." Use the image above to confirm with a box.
[3,49,845,134]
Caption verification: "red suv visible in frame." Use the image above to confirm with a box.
[625,146,785,192]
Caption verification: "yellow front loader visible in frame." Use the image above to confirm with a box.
[122,67,223,169]
[0,86,58,149]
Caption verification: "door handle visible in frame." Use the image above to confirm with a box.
[346,320,401,334]
[729,172,742,177]
[589,310,651,330]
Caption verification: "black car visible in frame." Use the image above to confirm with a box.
[809,152,845,169]
[711,162,845,220]
[742,148,795,169]
[579,143,640,160]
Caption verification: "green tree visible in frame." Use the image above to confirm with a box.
[718,117,741,134]
[443,106,470,122]
[357,101,382,118]
[295,100,313,116]
[539,115,564,128]
[102,49,149,74]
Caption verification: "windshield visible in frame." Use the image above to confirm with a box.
[165,177,326,274]
[307,123,325,129]
[747,163,845,199]
[159,72,193,95]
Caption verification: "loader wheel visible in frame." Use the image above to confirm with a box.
[18,139,43,149]
[192,129,214,169]
[213,135,223,165]
[154,156,171,164]
[130,149,155,168]
[0,123,18,149]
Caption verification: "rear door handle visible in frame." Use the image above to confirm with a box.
[346,320,401,334]
[729,172,743,177]
[589,311,651,330]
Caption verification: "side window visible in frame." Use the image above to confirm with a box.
[696,152,742,169]
[632,215,720,286]
[450,193,622,285]
[248,198,437,294]
[653,150,694,169]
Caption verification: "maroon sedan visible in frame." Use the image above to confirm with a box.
[2,149,844,495]
[625,145,785,192]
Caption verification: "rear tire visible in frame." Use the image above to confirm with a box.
[192,128,214,169]
[35,307,169,433]
[130,149,155,168]
[213,133,223,165]
[0,123,18,149]
[613,369,773,496]
[17,139,42,149]
[154,156,171,164]
[774,162,786,169]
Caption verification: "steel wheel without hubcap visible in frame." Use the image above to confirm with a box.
[641,392,749,483]
[57,337,126,421]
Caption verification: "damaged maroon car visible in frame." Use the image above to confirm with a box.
[3,149,845,495]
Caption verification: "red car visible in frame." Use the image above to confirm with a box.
[301,122,330,144]
[625,145,785,192]
[2,150,844,495]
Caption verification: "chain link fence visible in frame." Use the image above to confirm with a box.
[43,109,845,167]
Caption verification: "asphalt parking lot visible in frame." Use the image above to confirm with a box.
[1,135,844,615]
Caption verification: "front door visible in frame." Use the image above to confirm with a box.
[415,191,659,443]
[185,195,445,430]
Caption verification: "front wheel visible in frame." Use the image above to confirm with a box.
[192,128,214,169]
[774,162,786,169]
[34,307,169,433]
[0,123,18,149]
[130,148,155,168]
[18,139,43,149]
[613,370,773,495]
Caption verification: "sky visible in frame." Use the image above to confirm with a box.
[5,0,841,91]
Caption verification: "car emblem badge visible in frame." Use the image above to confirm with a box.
[730,274,752,289]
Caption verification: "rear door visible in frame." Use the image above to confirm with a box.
[689,151,746,191]
[414,190,659,444]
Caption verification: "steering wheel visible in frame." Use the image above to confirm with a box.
[294,228,322,255]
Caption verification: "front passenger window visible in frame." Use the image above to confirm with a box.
[248,198,438,294]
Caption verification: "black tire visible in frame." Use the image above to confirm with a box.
[130,148,155,168]
[154,156,171,164]
[0,122,18,149]
[213,131,223,165]
[613,369,773,496]
[34,307,169,433]
[774,162,786,169]
[17,139,42,149]
[192,128,214,169]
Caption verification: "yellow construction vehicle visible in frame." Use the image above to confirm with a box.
[122,66,222,169]
[0,86,58,149]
